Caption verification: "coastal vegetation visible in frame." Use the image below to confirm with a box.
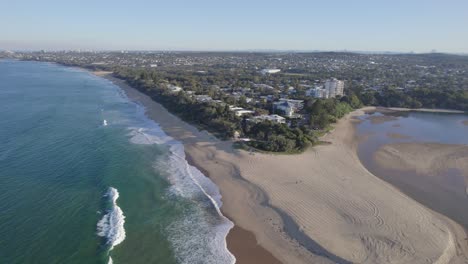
[355,87,468,111]
[112,68,338,152]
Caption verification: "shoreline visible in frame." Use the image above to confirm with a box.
[94,71,291,263]
[374,106,466,114]
[94,71,468,263]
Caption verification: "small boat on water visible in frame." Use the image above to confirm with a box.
[103,119,108,126]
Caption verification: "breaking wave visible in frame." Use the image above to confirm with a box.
[97,187,126,263]
[126,101,235,264]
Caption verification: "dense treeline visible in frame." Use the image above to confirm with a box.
[356,87,468,111]
[114,68,242,138]
[244,122,314,152]
[305,97,357,129]
[112,67,360,152]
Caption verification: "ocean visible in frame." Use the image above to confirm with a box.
[0,60,235,264]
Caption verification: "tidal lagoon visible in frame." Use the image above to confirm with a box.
[356,110,468,229]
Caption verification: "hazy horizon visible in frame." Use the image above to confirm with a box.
[2,0,468,53]
[3,49,468,56]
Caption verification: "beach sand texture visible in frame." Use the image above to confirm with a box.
[97,72,468,264]
[235,110,468,263]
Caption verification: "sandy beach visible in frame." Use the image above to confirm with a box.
[95,72,468,263]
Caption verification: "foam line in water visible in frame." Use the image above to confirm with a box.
[111,85,235,263]
[165,145,236,264]
[97,187,126,251]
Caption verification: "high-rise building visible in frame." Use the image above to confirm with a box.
[306,79,344,99]
[324,78,345,98]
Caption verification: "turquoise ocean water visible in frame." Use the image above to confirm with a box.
[0,60,234,264]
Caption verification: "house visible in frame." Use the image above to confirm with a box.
[195,95,213,103]
[273,99,304,117]
[273,101,295,117]
[229,106,244,111]
[167,84,182,93]
[234,109,255,117]
[278,98,304,110]
[229,105,255,117]
[260,69,281,75]
[248,114,286,124]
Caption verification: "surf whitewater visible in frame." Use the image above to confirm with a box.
[97,187,126,263]
[115,89,236,263]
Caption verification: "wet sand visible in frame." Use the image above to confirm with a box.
[184,151,282,264]
[372,143,468,228]
[226,226,282,264]
[386,132,412,139]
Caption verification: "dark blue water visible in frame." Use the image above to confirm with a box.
[0,60,234,264]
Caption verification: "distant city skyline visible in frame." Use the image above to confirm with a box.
[2,0,468,53]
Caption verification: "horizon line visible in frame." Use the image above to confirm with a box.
[2,49,468,56]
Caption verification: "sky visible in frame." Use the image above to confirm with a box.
[1,0,468,53]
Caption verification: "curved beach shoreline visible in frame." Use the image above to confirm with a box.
[95,72,468,263]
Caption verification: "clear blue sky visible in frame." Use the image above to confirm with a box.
[1,0,468,53]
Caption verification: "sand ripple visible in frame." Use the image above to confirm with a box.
[235,110,468,263]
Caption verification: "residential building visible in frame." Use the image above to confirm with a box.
[273,101,294,117]
[195,95,212,103]
[234,109,255,117]
[260,69,281,75]
[307,79,344,98]
[324,78,345,98]
[248,114,286,124]
[306,86,329,98]
[278,98,304,109]
[229,105,255,117]
[167,84,182,93]
[273,98,304,117]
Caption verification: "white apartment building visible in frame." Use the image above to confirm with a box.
[324,78,345,98]
[307,79,344,99]
[306,86,329,98]
[273,99,304,117]
[248,114,286,124]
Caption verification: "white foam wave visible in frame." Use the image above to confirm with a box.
[123,100,235,264]
[97,187,126,251]
[162,144,235,264]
